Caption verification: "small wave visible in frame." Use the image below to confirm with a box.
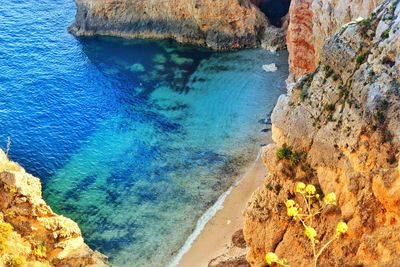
[167,148,263,267]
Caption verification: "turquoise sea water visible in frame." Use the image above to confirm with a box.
[0,0,288,266]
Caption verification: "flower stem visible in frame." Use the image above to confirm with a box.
[314,236,338,265]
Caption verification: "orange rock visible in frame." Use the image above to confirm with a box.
[244,0,400,265]
[0,150,108,266]
[286,0,383,79]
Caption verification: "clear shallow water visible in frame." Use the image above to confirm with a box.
[0,0,288,266]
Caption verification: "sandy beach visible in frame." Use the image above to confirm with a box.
[177,143,268,267]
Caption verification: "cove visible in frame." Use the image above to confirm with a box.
[0,0,288,266]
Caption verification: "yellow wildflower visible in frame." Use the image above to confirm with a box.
[265,252,278,265]
[305,184,316,195]
[287,206,299,217]
[324,192,337,205]
[304,226,317,240]
[336,222,348,235]
[285,199,296,208]
[295,182,306,193]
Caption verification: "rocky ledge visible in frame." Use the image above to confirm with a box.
[0,150,108,266]
[244,0,400,265]
[68,0,286,51]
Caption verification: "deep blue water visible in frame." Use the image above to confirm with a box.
[0,0,288,266]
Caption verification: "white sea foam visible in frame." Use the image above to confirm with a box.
[168,149,263,267]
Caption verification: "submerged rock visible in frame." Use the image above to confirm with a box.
[153,54,167,64]
[129,63,146,72]
[170,54,194,65]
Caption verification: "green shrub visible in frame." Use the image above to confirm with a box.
[300,90,308,102]
[276,145,292,160]
[356,54,365,64]
[276,146,306,167]
[290,152,303,166]
[381,29,390,39]
[324,103,335,112]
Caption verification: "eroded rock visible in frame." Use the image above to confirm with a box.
[70,0,272,50]
[287,0,384,79]
[244,1,400,265]
[0,150,108,266]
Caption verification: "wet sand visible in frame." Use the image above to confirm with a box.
[177,147,267,267]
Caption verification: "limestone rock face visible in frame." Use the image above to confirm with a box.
[0,150,108,266]
[286,0,315,79]
[69,0,277,50]
[244,0,400,265]
[287,0,384,78]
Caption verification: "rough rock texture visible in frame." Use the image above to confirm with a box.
[69,0,287,51]
[287,0,384,78]
[244,0,400,266]
[209,255,250,267]
[286,0,316,79]
[0,150,108,266]
[232,229,247,249]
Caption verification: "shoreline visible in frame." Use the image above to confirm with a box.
[172,136,270,267]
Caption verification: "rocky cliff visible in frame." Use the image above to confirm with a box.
[244,0,400,266]
[69,0,287,50]
[0,150,108,266]
[287,0,384,79]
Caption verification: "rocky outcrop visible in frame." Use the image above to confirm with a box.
[244,0,400,265]
[286,0,316,79]
[69,0,288,51]
[0,150,108,266]
[287,0,384,78]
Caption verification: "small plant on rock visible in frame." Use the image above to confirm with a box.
[300,90,308,102]
[324,103,335,112]
[266,182,348,267]
[356,54,365,65]
[276,145,292,160]
[276,146,305,166]
[381,29,390,39]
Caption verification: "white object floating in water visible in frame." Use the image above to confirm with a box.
[262,63,278,72]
